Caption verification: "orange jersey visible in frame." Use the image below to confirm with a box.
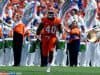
[40,17,61,56]
[41,17,61,36]
[69,27,80,43]
[70,28,80,35]
[0,27,3,38]
[41,35,57,56]
[14,23,25,35]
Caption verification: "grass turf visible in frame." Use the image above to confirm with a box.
[0,66,100,75]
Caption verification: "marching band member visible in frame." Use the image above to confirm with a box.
[0,0,9,66]
[84,0,98,67]
[26,23,40,66]
[13,13,26,66]
[63,9,82,66]
[3,21,14,66]
[93,1,100,67]
[68,21,81,67]
[55,31,67,66]
[0,18,13,66]
[2,10,14,66]
[26,32,36,66]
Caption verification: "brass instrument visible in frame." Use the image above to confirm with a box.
[87,27,100,42]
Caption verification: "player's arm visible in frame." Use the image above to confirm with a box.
[36,23,44,35]
[58,24,63,34]
[57,24,64,39]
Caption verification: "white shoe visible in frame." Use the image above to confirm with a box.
[51,64,57,66]
[62,64,66,67]
[46,63,51,72]
[28,64,34,66]
[46,67,51,72]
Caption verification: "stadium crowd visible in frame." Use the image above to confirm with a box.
[0,0,100,71]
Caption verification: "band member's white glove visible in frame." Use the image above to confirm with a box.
[36,35,41,41]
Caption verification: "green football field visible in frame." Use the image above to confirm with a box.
[0,66,100,75]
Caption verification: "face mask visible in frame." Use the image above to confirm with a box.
[47,12,55,19]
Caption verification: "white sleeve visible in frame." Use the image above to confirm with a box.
[78,16,85,26]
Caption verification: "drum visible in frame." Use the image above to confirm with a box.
[29,39,40,53]
[56,40,66,50]
[0,39,3,49]
[80,42,86,52]
[4,38,13,48]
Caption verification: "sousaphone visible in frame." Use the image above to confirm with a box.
[87,28,100,42]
